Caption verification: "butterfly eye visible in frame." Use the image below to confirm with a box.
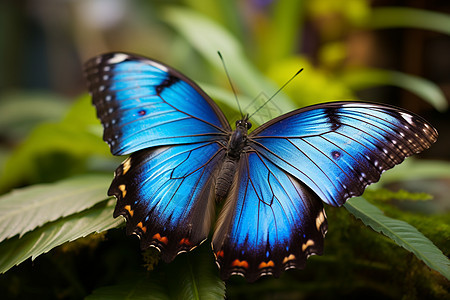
[246,121,252,129]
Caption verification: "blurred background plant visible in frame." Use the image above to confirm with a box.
[0,0,449,299]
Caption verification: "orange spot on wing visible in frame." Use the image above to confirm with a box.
[258,260,275,269]
[137,222,147,233]
[302,239,315,251]
[282,254,296,264]
[231,259,249,269]
[179,238,191,246]
[118,184,127,197]
[124,205,134,217]
[152,233,168,245]
[215,250,224,258]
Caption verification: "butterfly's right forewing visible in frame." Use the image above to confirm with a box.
[84,52,230,155]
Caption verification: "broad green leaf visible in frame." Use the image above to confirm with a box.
[341,68,448,111]
[199,81,253,113]
[266,57,354,108]
[182,0,244,41]
[0,122,109,192]
[168,246,224,300]
[0,174,112,242]
[257,1,305,64]
[376,159,450,185]
[87,244,225,300]
[369,7,450,36]
[63,94,102,127]
[0,91,69,140]
[0,96,110,193]
[363,188,433,202]
[162,6,296,115]
[344,197,450,280]
[0,199,123,274]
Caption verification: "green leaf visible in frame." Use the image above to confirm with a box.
[344,197,450,280]
[87,244,225,300]
[168,247,224,300]
[0,199,123,274]
[266,57,354,108]
[0,95,110,192]
[376,159,450,184]
[0,91,69,140]
[162,6,296,114]
[369,7,450,36]
[258,1,305,64]
[182,0,244,41]
[363,188,433,202]
[0,174,112,243]
[341,68,448,111]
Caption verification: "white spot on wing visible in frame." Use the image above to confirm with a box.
[400,112,414,125]
[149,61,169,72]
[342,103,374,109]
[107,53,129,64]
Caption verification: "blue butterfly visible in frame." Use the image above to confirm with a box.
[84,52,438,282]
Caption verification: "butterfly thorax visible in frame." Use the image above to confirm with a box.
[215,118,252,199]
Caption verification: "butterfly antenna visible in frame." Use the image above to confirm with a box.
[248,68,304,119]
[218,51,244,118]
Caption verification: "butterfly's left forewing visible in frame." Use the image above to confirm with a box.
[212,151,327,282]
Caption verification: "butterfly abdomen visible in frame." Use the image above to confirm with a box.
[215,157,238,199]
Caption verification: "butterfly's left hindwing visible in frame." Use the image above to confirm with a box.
[110,142,225,261]
[212,151,328,282]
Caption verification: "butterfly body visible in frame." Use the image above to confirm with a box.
[216,119,252,199]
[84,52,437,282]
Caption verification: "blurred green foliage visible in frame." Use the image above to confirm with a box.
[0,0,449,299]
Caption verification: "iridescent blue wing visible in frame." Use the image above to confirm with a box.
[110,141,225,261]
[84,53,231,260]
[212,151,328,282]
[84,52,230,155]
[249,101,438,207]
